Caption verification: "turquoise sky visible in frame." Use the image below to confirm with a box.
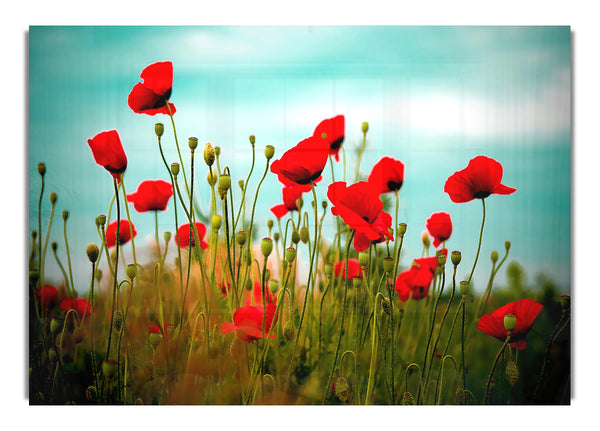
[28,26,571,295]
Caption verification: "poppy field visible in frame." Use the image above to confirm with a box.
[28,60,571,406]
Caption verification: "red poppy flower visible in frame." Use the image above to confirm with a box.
[313,115,345,162]
[105,220,137,248]
[87,130,128,181]
[367,156,405,195]
[175,222,209,249]
[270,184,306,219]
[270,135,330,186]
[127,61,176,116]
[328,181,390,243]
[220,281,232,296]
[353,211,394,252]
[221,303,278,343]
[126,179,173,213]
[426,212,453,248]
[36,285,58,308]
[395,250,447,302]
[148,322,175,337]
[444,156,517,203]
[59,298,93,318]
[334,258,364,280]
[477,299,543,350]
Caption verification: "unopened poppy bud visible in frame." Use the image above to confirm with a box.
[491,251,499,263]
[352,276,362,290]
[322,200,328,210]
[219,174,231,192]
[505,241,511,252]
[264,269,271,280]
[238,179,244,189]
[300,226,309,244]
[50,192,57,205]
[459,280,469,296]
[560,294,570,311]
[245,250,253,266]
[86,243,99,263]
[51,241,57,252]
[269,279,279,294]
[62,210,69,221]
[266,219,274,231]
[38,162,46,176]
[335,377,350,402]
[211,215,222,231]
[283,320,295,342]
[398,223,407,236]
[249,135,256,145]
[113,311,123,332]
[48,348,57,363]
[383,256,394,273]
[155,123,164,137]
[505,361,519,387]
[95,269,103,282]
[504,313,517,333]
[50,318,62,335]
[126,264,137,280]
[285,247,297,263]
[171,163,180,177]
[164,231,171,243]
[451,250,461,266]
[207,170,217,186]
[401,391,414,405]
[188,137,198,151]
[273,232,280,242]
[358,251,369,267]
[203,142,215,166]
[421,231,430,248]
[264,145,275,160]
[86,386,98,402]
[102,359,118,381]
[245,279,253,291]
[236,230,247,246]
[215,146,221,157]
[361,121,369,133]
[381,297,391,315]
[148,332,163,349]
[261,237,273,257]
[296,197,304,211]
[324,263,333,277]
[291,230,300,245]
[97,214,106,227]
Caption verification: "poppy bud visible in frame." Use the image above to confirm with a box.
[358,252,369,267]
[334,377,350,402]
[126,264,137,280]
[320,132,327,140]
[269,279,279,294]
[102,359,118,381]
[188,137,198,151]
[264,269,271,280]
[155,123,164,137]
[505,361,519,387]
[273,232,280,242]
[322,200,328,210]
[361,121,369,133]
[383,256,394,273]
[211,215,222,231]
[51,241,57,252]
[149,332,163,349]
[265,145,275,160]
[421,231,430,248]
[459,280,469,296]
[171,163,180,177]
[299,226,309,244]
[503,313,516,333]
[261,237,273,257]
[95,269,103,282]
[451,250,461,266]
[219,174,231,192]
[352,276,362,290]
[86,243,99,263]
[285,247,297,263]
[62,210,69,221]
[400,391,414,405]
[324,263,333,277]
[164,231,171,243]
[249,135,256,145]
[238,179,244,189]
[48,348,57,363]
[207,170,217,186]
[291,230,300,245]
[560,294,570,311]
[236,230,247,246]
[215,146,221,157]
[37,162,46,176]
[398,223,407,236]
[381,297,391,315]
[245,279,253,291]
[113,311,123,332]
[97,214,106,228]
[283,320,295,342]
[505,241,511,252]
[491,251,499,263]
[267,219,274,230]
[50,318,62,335]
[50,192,57,205]
[204,143,215,166]
[296,197,304,211]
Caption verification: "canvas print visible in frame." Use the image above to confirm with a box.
[28,26,571,405]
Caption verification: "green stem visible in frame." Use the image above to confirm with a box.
[166,100,190,198]
[63,216,76,296]
[365,292,386,404]
[354,129,367,183]
[37,173,44,287]
[105,177,121,363]
[467,198,486,284]
[485,335,511,405]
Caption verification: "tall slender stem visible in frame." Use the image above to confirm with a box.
[485,335,511,405]
[467,198,486,284]
[105,177,121,363]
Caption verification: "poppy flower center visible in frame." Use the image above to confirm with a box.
[330,137,344,150]
[473,191,491,199]
[150,88,172,110]
[387,180,403,191]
